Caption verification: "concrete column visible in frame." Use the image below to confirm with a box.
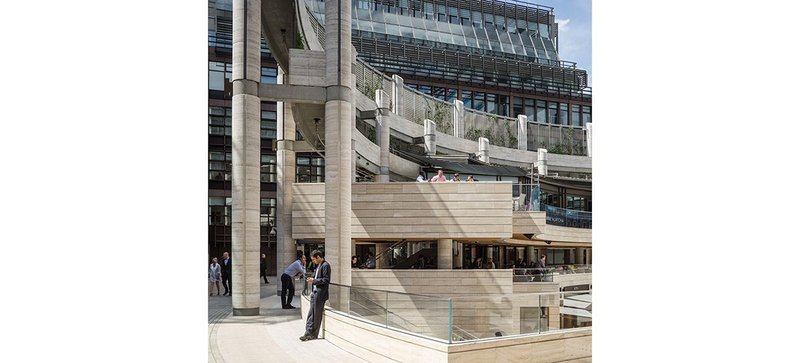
[537,148,548,176]
[231,0,261,316]
[437,239,453,269]
[585,122,592,158]
[324,0,353,288]
[376,242,390,269]
[453,99,465,138]
[424,119,436,156]
[392,75,404,115]
[499,246,506,268]
[453,242,463,269]
[276,66,297,293]
[477,137,490,163]
[526,246,535,266]
[575,247,586,265]
[376,89,391,182]
[586,248,592,265]
[517,115,528,150]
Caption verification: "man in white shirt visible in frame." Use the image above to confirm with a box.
[416,171,426,182]
[280,251,306,309]
[429,169,447,182]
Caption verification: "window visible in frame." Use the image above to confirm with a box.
[261,110,277,139]
[548,102,558,124]
[536,100,546,123]
[581,106,591,125]
[474,92,485,111]
[261,154,277,183]
[559,103,569,125]
[571,105,581,127]
[297,155,325,182]
[261,198,277,234]
[446,88,457,102]
[433,86,446,101]
[209,106,232,136]
[499,95,509,117]
[525,98,535,121]
[261,67,278,84]
[513,97,524,118]
[486,93,497,114]
[209,197,232,226]
[462,90,472,109]
[209,62,226,91]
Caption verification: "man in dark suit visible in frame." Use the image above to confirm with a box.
[221,252,232,296]
[300,250,331,341]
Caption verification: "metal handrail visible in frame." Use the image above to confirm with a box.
[302,3,588,129]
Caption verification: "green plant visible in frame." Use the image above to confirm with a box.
[505,123,518,148]
[465,127,482,142]
[295,33,306,49]
[426,101,452,134]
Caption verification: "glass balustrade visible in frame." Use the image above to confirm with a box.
[303,281,590,343]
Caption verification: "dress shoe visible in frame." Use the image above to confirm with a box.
[299,335,310,341]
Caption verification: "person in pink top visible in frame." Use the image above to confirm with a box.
[429,169,447,182]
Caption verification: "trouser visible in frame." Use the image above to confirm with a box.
[222,275,231,294]
[261,270,269,283]
[281,273,295,307]
[304,291,327,338]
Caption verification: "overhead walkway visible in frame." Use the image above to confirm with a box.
[258,0,592,180]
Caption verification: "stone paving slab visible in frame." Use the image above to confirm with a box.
[208,276,368,363]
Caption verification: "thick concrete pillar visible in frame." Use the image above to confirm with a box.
[453,99,465,138]
[437,239,453,269]
[477,137,490,163]
[585,122,592,158]
[526,246,535,266]
[586,248,592,265]
[324,0,352,288]
[575,247,586,265]
[376,89,391,182]
[392,75,404,115]
[453,242,463,269]
[537,148,548,176]
[424,119,436,156]
[276,66,297,294]
[517,115,528,150]
[376,243,390,269]
[231,0,261,316]
[499,246,506,268]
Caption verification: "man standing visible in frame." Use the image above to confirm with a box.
[221,252,232,296]
[281,251,306,309]
[300,250,330,341]
[260,253,270,284]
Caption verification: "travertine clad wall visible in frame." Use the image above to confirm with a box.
[512,211,546,235]
[292,182,513,240]
[351,270,560,339]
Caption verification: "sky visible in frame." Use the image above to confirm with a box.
[523,0,592,87]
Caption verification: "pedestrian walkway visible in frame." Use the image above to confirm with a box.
[208,276,368,363]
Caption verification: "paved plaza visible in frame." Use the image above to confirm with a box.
[207,276,367,363]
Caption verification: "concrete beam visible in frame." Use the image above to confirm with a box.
[259,84,326,104]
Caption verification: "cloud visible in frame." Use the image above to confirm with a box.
[556,18,571,33]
